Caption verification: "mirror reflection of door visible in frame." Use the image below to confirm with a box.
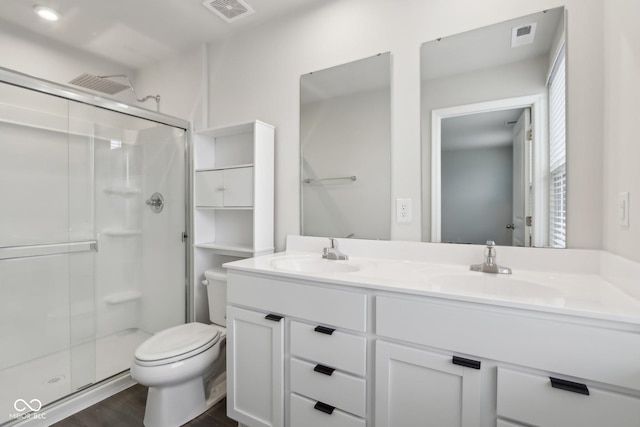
[441,107,531,246]
[511,108,531,246]
[423,7,567,248]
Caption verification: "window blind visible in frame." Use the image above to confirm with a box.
[548,48,566,248]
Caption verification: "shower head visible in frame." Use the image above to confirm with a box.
[68,73,161,111]
[68,73,130,95]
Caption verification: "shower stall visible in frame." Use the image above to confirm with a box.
[0,68,189,424]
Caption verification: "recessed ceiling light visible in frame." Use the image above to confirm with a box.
[33,5,61,22]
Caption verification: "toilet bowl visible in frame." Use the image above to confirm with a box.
[131,268,228,427]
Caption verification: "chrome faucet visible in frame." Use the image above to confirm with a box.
[470,241,512,274]
[322,238,349,260]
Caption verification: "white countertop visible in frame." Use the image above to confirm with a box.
[224,236,640,327]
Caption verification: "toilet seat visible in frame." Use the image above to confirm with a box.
[134,323,221,367]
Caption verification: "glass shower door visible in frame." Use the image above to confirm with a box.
[0,82,97,421]
[68,102,187,384]
[0,79,187,423]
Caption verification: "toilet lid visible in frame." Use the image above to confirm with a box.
[135,322,220,362]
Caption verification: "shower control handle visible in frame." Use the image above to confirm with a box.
[145,192,164,213]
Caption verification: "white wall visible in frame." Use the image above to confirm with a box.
[136,0,604,252]
[603,0,640,263]
[442,146,513,246]
[301,89,391,240]
[0,1,612,255]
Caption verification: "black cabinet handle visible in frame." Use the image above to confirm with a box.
[314,325,335,335]
[314,364,336,376]
[264,313,283,322]
[550,377,590,395]
[452,356,481,370]
[313,401,335,415]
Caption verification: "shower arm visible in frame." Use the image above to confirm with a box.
[99,74,161,110]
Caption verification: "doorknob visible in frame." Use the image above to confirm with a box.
[506,224,515,230]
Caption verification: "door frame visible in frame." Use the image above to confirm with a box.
[431,94,547,244]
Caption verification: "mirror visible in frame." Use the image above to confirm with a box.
[300,53,391,240]
[421,7,566,247]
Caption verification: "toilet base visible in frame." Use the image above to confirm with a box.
[143,377,207,427]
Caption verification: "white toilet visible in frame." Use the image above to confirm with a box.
[131,269,227,427]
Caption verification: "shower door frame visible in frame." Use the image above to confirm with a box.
[0,65,194,327]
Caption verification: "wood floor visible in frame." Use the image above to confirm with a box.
[53,384,237,427]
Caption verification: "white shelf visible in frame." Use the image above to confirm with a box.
[195,163,254,172]
[195,242,255,254]
[104,291,142,305]
[192,120,274,322]
[195,206,254,210]
[103,186,142,196]
[102,228,142,237]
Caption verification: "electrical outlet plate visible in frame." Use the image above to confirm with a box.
[396,198,412,224]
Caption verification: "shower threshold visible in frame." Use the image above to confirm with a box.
[0,328,151,425]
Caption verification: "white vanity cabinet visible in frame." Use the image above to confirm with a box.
[225,257,640,427]
[226,306,284,427]
[375,293,640,427]
[226,271,369,427]
[375,340,482,427]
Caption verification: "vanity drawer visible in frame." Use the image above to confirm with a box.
[290,358,366,418]
[228,272,367,332]
[290,321,367,376]
[290,393,366,427]
[497,368,640,427]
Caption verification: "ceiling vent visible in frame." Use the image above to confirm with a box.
[511,22,537,48]
[202,0,254,23]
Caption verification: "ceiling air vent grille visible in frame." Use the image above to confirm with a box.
[511,22,537,48]
[202,0,254,23]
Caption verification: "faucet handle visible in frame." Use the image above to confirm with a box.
[329,237,338,249]
[485,240,495,247]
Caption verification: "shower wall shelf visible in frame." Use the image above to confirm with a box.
[192,120,274,322]
[195,163,254,172]
[102,228,142,237]
[103,187,142,196]
[104,291,142,305]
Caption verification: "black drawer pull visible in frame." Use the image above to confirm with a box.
[314,325,335,335]
[264,313,283,322]
[314,364,336,376]
[313,401,335,415]
[550,377,590,395]
[452,356,481,370]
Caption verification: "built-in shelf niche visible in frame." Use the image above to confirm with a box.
[194,122,256,171]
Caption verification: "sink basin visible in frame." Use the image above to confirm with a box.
[429,274,565,306]
[271,257,360,273]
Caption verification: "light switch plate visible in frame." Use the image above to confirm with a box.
[619,192,630,228]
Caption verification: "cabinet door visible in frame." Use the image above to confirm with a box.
[375,340,481,427]
[195,170,224,206]
[227,306,284,427]
[224,167,253,207]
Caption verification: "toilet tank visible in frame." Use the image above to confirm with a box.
[203,269,227,326]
